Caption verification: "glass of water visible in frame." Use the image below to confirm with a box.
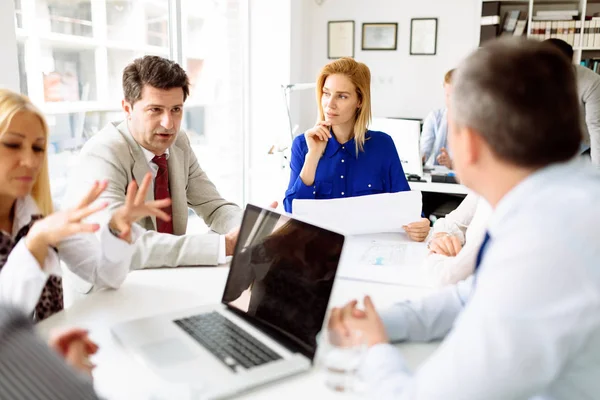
[319,329,368,393]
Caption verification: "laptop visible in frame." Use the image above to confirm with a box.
[112,204,346,399]
[369,117,424,179]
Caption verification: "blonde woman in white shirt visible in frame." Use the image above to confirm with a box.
[0,89,171,322]
[424,193,492,286]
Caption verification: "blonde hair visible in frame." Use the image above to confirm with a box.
[0,89,53,216]
[444,69,455,84]
[316,57,372,154]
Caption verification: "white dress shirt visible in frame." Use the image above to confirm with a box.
[140,147,226,263]
[362,160,600,399]
[424,194,492,286]
[0,196,139,315]
[420,108,449,166]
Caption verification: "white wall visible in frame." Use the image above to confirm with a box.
[0,0,20,93]
[292,0,482,130]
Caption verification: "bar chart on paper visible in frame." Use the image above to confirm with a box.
[339,233,433,288]
[360,241,412,266]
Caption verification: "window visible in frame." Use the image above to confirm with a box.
[15,0,249,223]
[181,0,246,209]
[14,0,171,208]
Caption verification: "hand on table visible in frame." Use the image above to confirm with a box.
[328,296,388,348]
[428,232,462,256]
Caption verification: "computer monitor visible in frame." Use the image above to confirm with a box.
[369,117,423,178]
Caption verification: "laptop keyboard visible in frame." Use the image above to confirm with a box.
[174,311,282,373]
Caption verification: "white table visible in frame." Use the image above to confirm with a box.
[38,267,439,400]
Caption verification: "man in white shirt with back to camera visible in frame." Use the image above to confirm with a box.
[329,37,600,400]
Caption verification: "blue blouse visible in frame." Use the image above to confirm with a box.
[284,130,410,212]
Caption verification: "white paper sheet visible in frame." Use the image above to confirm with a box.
[337,233,434,288]
[292,191,422,235]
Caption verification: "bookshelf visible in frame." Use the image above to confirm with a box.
[480,0,600,64]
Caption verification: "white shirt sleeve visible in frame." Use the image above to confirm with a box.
[423,243,478,287]
[378,278,472,343]
[57,223,139,289]
[432,194,479,244]
[0,239,51,314]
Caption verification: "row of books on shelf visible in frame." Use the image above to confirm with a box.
[530,20,600,48]
[581,58,600,74]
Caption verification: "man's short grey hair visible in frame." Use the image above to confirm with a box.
[450,37,582,168]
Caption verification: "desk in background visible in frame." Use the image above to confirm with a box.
[408,172,469,195]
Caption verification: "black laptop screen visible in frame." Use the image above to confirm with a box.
[222,204,345,360]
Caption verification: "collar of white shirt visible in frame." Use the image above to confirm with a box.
[140,146,170,166]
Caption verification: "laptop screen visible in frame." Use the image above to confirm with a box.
[222,204,345,360]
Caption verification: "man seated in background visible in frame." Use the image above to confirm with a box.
[545,38,600,167]
[330,38,600,399]
[66,56,243,270]
[420,69,454,169]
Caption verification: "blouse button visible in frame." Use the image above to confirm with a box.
[341,159,345,163]
[341,192,345,196]
[313,191,316,195]
[368,184,372,188]
[340,175,344,179]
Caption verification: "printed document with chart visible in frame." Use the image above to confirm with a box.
[293,192,434,287]
[292,191,422,235]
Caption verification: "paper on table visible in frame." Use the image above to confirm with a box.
[337,233,434,288]
[292,191,422,235]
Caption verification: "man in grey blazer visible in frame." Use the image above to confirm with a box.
[545,39,600,167]
[67,56,243,269]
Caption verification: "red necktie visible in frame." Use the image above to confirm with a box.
[152,155,174,234]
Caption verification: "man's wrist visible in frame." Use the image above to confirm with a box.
[108,223,122,238]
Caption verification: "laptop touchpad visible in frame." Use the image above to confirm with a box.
[140,338,197,367]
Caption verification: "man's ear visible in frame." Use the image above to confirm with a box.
[122,99,133,118]
[462,126,482,166]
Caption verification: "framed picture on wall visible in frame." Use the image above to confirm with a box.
[410,18,438,55]
[361,23,398,50]
[328,20,355,59]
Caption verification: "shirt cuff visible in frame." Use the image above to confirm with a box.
[379,305,410,343]
[44,246,62,277]
[129,223,145,243]
[0,239,50,313]
[360,343,411,391]
[291,178,318,199]
[98,224,136,264]
[217,235,227,264]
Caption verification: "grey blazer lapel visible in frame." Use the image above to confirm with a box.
[168,143,187,235]
[115,121,157,229]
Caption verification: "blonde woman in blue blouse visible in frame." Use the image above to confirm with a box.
[284,58,430,241]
